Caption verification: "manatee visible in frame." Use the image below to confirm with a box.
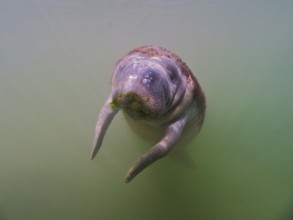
[91,45,206,183]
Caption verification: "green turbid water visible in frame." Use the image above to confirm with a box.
[0,1,292,219]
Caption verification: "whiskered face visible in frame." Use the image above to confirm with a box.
[111,56,185,121]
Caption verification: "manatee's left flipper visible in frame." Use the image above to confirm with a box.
[125,113,189,183]
[91,97,119,160]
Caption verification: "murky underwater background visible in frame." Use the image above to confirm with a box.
[1,0,293,219]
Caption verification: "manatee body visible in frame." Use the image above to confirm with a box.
[91,45,206,183]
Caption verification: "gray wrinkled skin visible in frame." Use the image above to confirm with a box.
[91,45,206,183]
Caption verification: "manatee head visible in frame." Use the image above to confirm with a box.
[110,55,186,121]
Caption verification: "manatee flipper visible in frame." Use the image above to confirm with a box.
[91,97,119,160]
[125,114,188,183]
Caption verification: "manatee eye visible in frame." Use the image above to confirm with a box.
[166,64,179,82]
[169,71,176,81]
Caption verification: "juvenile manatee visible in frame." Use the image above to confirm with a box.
[91,45,206,183]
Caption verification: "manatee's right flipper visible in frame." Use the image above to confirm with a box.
[91,97,119,160]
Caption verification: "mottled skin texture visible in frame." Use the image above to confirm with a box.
[91,45,206,183]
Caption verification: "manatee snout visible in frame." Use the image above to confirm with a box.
[112,68,170,119]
